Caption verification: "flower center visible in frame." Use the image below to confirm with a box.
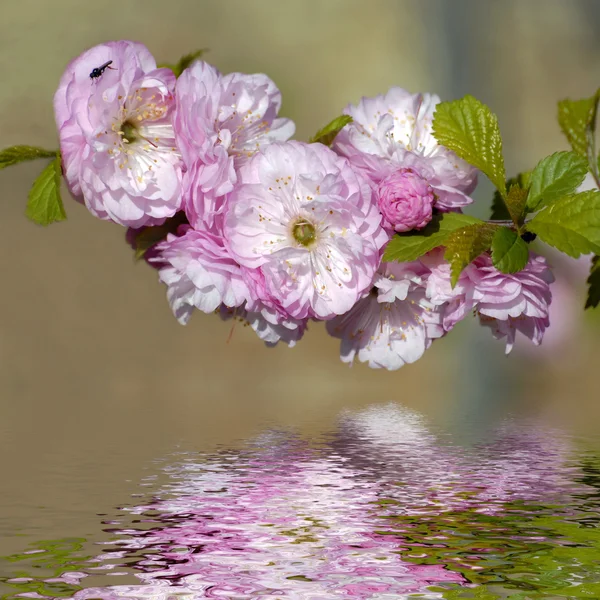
[292,218,317,247]
[121,120,139,145]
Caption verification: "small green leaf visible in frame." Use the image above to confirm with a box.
[309,115,353,146]
[491,227,529,274]
[504,183,528,226]
[432,94,506,197]
[25,155,66,226]
[585,255,600,309]
[383,212,483,263]
[159,49,208,78]
[526,190,600,257]
[527,151,588,211]
[558,92,599,157]
[443,222,498,286]
[133,212,188,260]
[490,172,531,220]
[0,145,57,170]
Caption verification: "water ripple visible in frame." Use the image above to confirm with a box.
[2,404,599,599]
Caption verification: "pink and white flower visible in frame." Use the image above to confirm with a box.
[174,62,295,230]
[225,141,386,320]
[333,87,477,211]
[151,225,248,323]
[221,261,308,347]
[219,304,307,347]
[424,250,554,353]
[150,225,306,346]
[54,41,183,228]
[327,261,444,370]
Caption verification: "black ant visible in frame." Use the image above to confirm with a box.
[89,60,116,81]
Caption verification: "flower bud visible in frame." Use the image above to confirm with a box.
[377,168,435,232]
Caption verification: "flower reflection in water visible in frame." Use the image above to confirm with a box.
[335,404,577,512]
[75,428,464,599]
[2,404,599,599]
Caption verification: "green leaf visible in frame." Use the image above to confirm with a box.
[491,227,529,274]
[585,255,600,309]
[432,94,506,197]
[526,190,600,257]
[490,172,531,220]
[443,222,498,286]
[558,92,599,157]
[0,145,57,170]
[383,212,483,263]
[309,115,353,146]
[527,151,588,212]
[504,183,528,225]
[133,211,188,260]
[159,49,208,78]
[25,155,66,226]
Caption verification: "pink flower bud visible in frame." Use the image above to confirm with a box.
[377,168,435,232]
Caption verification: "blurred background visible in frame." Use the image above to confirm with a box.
[0,0,599,557]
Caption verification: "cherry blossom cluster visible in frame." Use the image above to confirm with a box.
[54,41,554,369]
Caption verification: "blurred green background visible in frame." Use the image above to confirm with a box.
[0,0,599,553]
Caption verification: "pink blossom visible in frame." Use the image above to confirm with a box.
[149,225,306,346]
[219,304,307,347]
[225,141,386,320]
[125,222,179,269]
[333,87,477,211]
[174,62,295,230]
[150,225,248,323]
[519,250,592,359]
[424,250,554,353]
[227,261,309,347]
[54,41,183,227]
[240,266,308,343]
[327,261,444,370]
[377,168,435,231]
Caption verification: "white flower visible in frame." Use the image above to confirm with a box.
[327,261,444,370]
[333,87,478,211]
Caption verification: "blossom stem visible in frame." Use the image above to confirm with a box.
[486,218,533,227]
[487,219,515,226]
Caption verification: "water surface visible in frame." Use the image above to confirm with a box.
[2,403,599,599]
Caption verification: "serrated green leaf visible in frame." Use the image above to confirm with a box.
[432,95,506,197]
[585,255,600,309]
[309,115,353,146]
[159,49,208,78]
[383,212,483,263]
[133,211,188,260]
[0,145,57,170]
[526,190,600,257]
[527,151,588,212]
[491,227,529,274]
[443,222,498,286]
[504,183,528,225]
[490,172,531,220]
[25,155,66,226]
[558,92,599,157]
